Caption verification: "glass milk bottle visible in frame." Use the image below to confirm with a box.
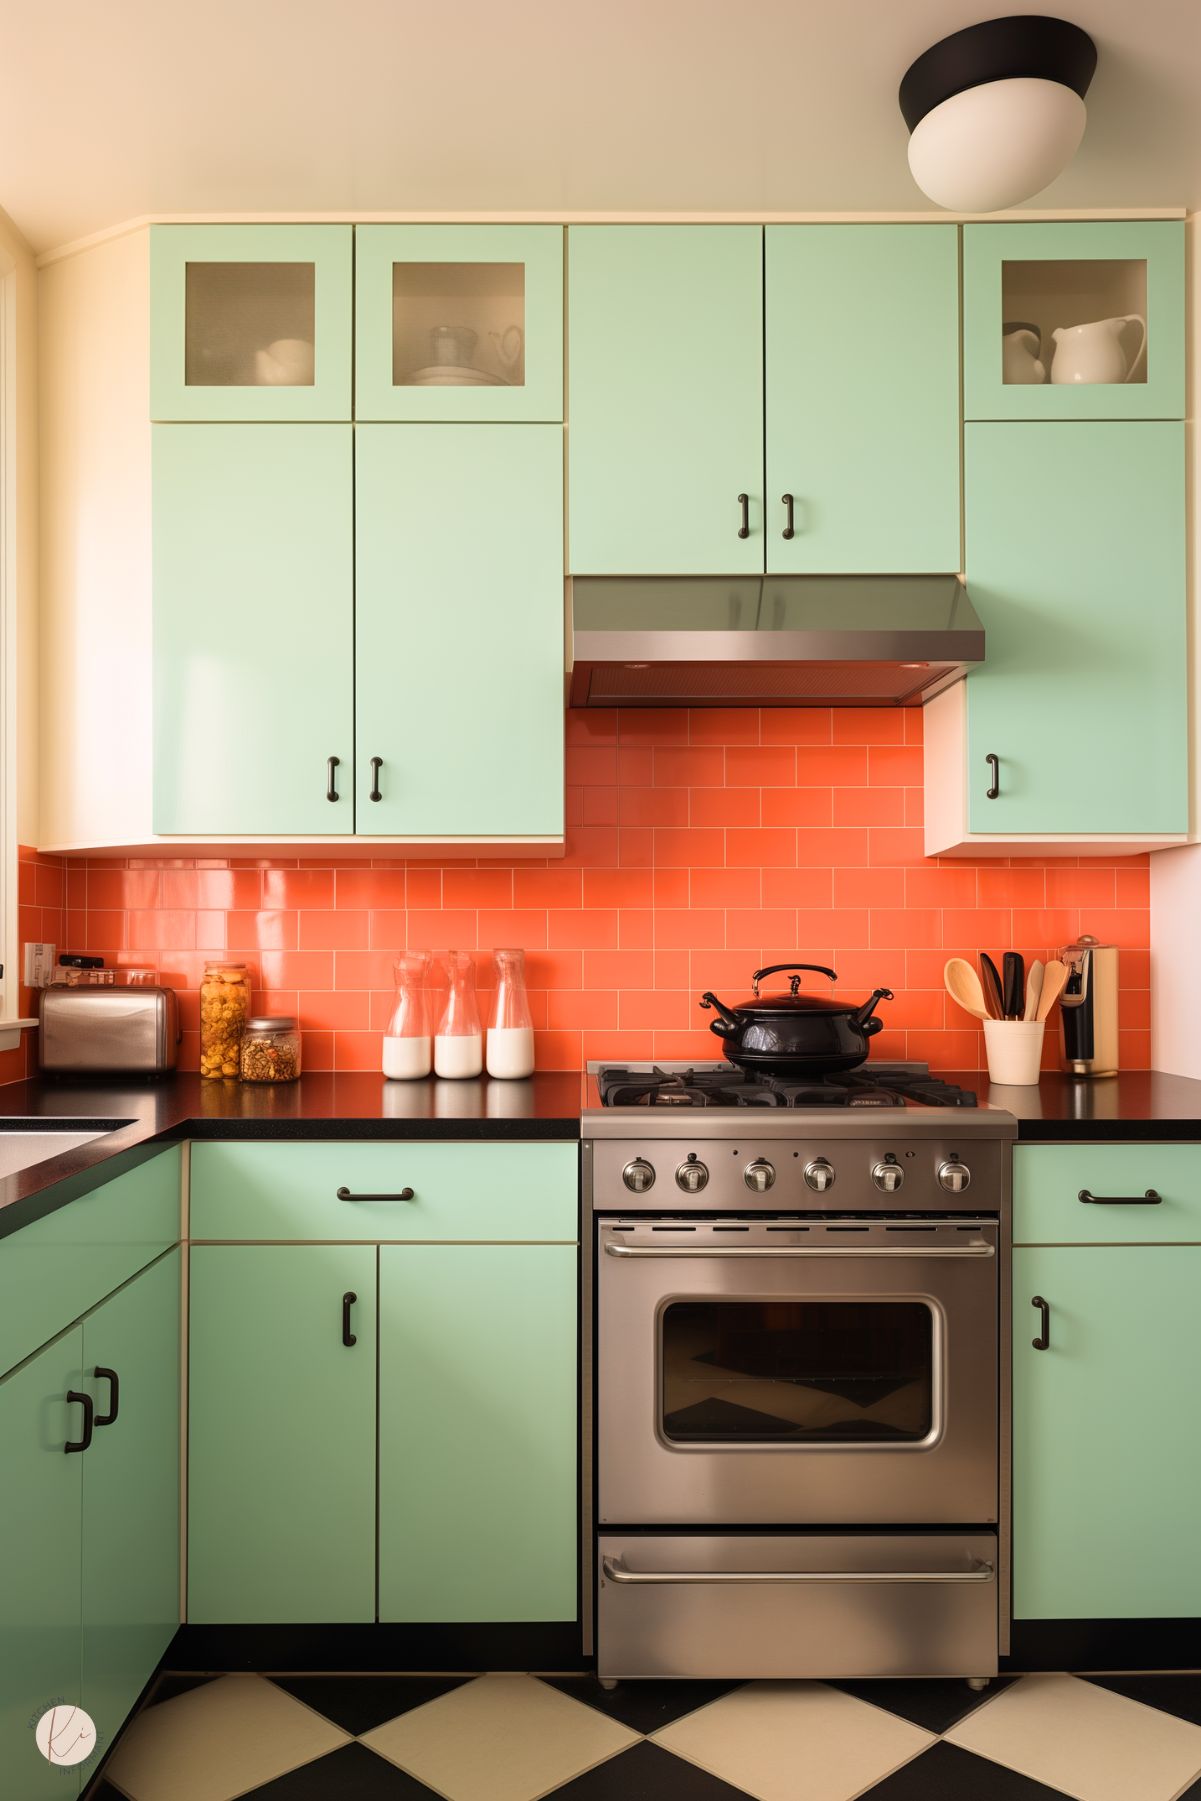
[487,948,535,1079]
[383,952,432,1080]
[434,951,483,1079]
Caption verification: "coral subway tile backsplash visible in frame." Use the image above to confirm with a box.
[46,708,1150,1074]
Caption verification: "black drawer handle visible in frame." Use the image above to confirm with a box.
[1031,1295,1050,1352]
[93,1366,119,1427]
[986,753,1000,800]
[326,755,340,803]
[737,493,750,539]
[781,493,795,539]
[1078,1188,1162,1206]
[342,1292,357,1348]
[65,1390,94,1453]
[369,756,383,803]
[336,1186,415,1203]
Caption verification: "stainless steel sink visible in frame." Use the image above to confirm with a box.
[0,1121,132,1180]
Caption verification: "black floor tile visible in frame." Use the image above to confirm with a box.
[238,1740,444,1799]
[542,1741,757,1799]
[1084,1672,1201,1727]
[855,1741,1076,1800]
[541,1674,741,1735]
[145,1672,217,1708]
[831,1675,1014,1735]
[269,1674,469,1736]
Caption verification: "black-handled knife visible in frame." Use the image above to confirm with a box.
[1002,952,1025,1021]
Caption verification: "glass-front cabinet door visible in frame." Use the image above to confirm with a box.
[355,225,563,421]
[150,224,353,421]
[963,220,1184,421]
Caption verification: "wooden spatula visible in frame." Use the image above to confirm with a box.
[1036,958,1070,1021]
[1024,959,1045,1021]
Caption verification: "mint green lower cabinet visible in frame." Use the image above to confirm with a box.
[965,422,1186,834]
[153,424,354,835]
[1013,1245,1201,1619]
[81,1251,180,1762]
[765,225,960,573]
[354,425,563,837]
[567,226,764,574]
[0,1328,85,1798]
[188,1246,376,1622]
[378,1244,576,1622]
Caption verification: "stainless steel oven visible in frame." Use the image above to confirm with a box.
[598,1215,999,1528]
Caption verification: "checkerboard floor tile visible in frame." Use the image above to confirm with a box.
[82,1669,1201,1801]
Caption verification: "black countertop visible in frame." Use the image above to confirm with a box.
[2,1065,1200,1241]
[0,1071,586,1238]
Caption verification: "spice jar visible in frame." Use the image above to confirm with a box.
[200,961,249,1079]
[240,1016,302,1084]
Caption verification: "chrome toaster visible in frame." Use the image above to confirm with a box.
[38,984,182,1077]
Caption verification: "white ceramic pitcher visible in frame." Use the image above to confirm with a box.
[1050,315,1147,385]
[1002,325,1046,384]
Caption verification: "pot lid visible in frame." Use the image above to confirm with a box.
[733,964,859,1015]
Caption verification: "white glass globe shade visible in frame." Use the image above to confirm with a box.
[907,76,1087,211]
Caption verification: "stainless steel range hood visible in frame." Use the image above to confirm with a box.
[568,575,984,707]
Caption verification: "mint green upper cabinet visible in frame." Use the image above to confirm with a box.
[964,221,1184,421]
[355,425,563,837]
[1013,1244,1201,1619]
[378,1243,576,1623]
[153,424,354,835]
[0,1329,85,1798]
[150,225,352,422]
[356,225,563,422]
[568,226,764,574]
[765,226,960,573]
[188,1244,376,1623]
[81,1251,180,1761]
[965,421,1186,835]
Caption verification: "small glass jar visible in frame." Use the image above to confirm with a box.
[200,961,249,1079]
[240,1016,302,1083]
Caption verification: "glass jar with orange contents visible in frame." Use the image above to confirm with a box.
[200,961,249,1079]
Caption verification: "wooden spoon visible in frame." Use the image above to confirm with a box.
[1023,959,1045,1022]
[944,957,991,1021]
[1036,958,1070,1021]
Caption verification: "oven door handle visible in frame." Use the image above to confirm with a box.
[602,1241,995,1259]
[601,1556,995,1586]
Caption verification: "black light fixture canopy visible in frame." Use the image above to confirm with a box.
[899,15,1097,132]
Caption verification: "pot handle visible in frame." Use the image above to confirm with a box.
[751,963,838,998]
[855,987,895,1031]
[698,992,737,1035]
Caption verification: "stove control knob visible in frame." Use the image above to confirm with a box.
[938,1159,972,1195]
[803,1158,835,1193]
[744,1158,776,1194]
[622,1158,656,1195]
[676,1156,710,1194]
[872,1159,905,1194]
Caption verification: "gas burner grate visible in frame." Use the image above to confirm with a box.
[596,1063,978,1110]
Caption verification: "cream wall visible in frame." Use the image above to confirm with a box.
[0,205,38,848]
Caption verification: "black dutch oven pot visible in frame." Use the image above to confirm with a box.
[699,963,893,1076]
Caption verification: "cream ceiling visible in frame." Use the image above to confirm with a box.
[2,0,1198,254]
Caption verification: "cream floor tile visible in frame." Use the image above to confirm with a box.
[651,1680,935,1801]
[944,1672,1201,1801]
[361,1674,639,1801]
[103,1673,351,1801]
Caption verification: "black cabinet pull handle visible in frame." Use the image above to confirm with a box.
[737,493,750,539]
[326,756,340,803]
[336,1185,415,1203]
[781,493,795,539]
[93,1366,119,1427]
[985,753,1000,800]
[65,1390,94,1453]
[369,756,383,803]
[1078,1188,1162,1206]
[342,1292,357,1348]
[1031,1295,1050,1352]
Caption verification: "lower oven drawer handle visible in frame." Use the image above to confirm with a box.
[601,1557,994,1586]
[603,1242,995,1259]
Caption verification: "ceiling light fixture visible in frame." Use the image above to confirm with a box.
[899,14,1097,212]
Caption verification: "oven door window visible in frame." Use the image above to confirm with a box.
[660,1300,934,1444]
